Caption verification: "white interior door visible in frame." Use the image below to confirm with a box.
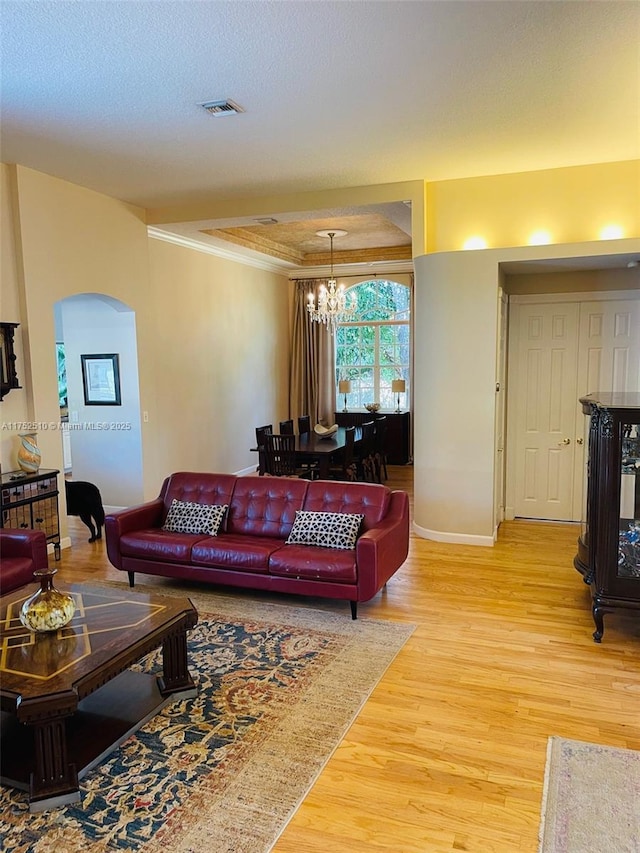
[511,302,579,520]
[507,292,640,523]
[572,297,640,517]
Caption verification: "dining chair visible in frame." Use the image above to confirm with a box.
[295,414,319,478]
[255,424,273,476]
[328,426,357,481]
[279,419,294,435]
[263,433,305,478]
[355,420,376,482]
[372,415,388,482]
[297,415,311,435]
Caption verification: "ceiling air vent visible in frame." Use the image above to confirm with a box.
[198,99,244,116]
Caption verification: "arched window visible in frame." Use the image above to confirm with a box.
[336,279,411,410]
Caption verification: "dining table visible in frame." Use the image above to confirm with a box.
[296,426,362,479]
[253,426,361,480]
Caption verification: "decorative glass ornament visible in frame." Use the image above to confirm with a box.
[17,431,41,473]
[19,568,76,633]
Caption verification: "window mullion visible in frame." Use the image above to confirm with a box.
[373,327,381,402]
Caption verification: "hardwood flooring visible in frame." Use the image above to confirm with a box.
[54,467,639,853]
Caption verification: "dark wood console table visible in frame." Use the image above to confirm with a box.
[335,411,411,464]
[1,468,61,559]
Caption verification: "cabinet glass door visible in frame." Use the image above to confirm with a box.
[618,422,640,578]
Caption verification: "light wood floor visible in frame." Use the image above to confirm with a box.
[55,467,639,853]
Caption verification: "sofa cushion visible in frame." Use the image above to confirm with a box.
[269,545,357,583]
[120,529,208,563]
[227,476,308,539]
[302,480,390,529]
[286,510,364,550]
[163,499,227,535]
[191,534,282,573]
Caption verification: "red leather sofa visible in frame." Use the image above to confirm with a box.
[105,472,409,618]
[0,528,49,594]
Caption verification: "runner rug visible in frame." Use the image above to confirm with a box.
[0,588,414,853]
[538,736,640,853]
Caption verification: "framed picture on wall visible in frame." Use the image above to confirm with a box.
[81,353,121,405]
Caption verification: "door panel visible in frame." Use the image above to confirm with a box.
[509,294,640,523]
[572,298,640,517]
[512,302,579,520]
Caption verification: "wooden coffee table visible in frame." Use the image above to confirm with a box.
[0,582,198,812]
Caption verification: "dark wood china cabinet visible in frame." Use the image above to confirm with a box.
[574,393,640,642]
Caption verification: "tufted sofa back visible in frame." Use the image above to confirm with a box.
[227,476,309,539]
[160,472,237,526]
[302,480,390,530]
[157,473,391,539]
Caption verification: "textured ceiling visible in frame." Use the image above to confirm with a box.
[2,1,638,266]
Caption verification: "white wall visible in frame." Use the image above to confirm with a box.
[57,294,143,507]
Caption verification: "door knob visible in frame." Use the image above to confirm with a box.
[576,437,584,445]
[557,438,571,446]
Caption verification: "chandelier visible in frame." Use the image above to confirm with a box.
[307,229,356,333]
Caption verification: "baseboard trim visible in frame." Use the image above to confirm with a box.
[235,465,259,477]
[412,521,495,547]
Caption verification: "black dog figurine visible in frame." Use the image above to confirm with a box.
[65,480,105,542]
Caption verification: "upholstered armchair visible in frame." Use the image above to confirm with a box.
[0,528,49,594]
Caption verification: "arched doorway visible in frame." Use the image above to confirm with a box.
[55,293,144,510]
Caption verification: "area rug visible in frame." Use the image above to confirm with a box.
[0,588,414,853]
[538,736,640,853]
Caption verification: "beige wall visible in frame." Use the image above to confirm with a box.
[148,237,290,478]
[1,165,29,464]
[427,160,639,253]
[1,165,291,545]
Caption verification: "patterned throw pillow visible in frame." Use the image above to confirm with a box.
[162,500,228,536]
[286,510,364,550]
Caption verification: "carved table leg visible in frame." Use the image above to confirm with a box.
[158,627,197,697]
[592,602,607,643]
[29,717,80,812]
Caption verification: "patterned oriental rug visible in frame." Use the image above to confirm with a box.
[538,736,640,853]
[0,588,414,853]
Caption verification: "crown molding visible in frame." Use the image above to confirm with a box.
[147,227,290,274]
[288,260,415,280]
[148,227,415,279]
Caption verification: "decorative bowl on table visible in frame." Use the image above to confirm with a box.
[364,403,381,414]
[314,423,339,438]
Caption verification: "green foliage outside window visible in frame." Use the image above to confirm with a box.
[336,280,410,410]
[56,343,68,411]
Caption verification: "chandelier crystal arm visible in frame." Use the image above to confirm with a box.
[307,230,356,333]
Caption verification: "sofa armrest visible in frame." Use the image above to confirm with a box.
[355,490,410,601]
[0,528,49,569]
[105,498,165,570]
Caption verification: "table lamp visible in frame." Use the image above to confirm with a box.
[338,379,352,413]
[391,379,406,413]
